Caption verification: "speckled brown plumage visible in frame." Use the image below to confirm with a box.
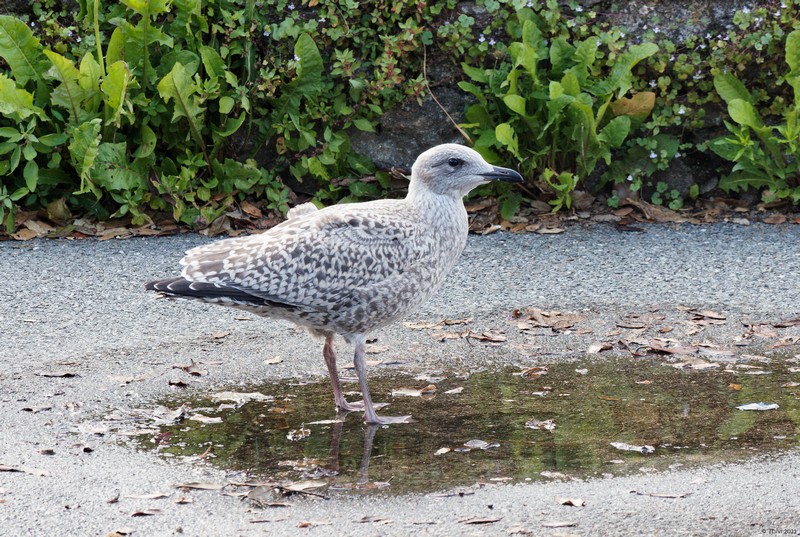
[146,144,522,424]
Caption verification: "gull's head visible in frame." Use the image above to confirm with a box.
[410,143,523,198]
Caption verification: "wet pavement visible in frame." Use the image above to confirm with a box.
[2,223,800,536]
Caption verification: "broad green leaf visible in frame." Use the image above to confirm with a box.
[93,142,147,191]
[709,136,747,161]
[509,41,537,76]
[79,52,102,92]
[199,45,226,81]
[122,0,168,16]
[598,115,631,148]
[307,156,329,180]
[503,94,527,116]
[549,38,574,75]
[274,33,323,117]
[462,63,488,83]
[0,73,44,120]
[495,123,519,158]
[157,61,205,124]
[353,118,374,132]
[68,119,102,196]
[218,96,234,114]
[157,50,200,79]
[713,73,751,104]
[23,159,38,192]
[786,29,800,74]
[134,123,156,158]
[293,33,323,95]
[728,99,763,129]
[43,50,92,123]
[573,39,598,71]
[0,127,22,141]
[719,170,775,192]
[37,133,68,147]
[786,30,800,100]
[589,42,658,98]
[0,16,50,87]
[102,60,134,127]
[106,28,126,65]
[213,111,246,138]
[560,71,580,97]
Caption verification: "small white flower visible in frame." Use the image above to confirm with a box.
[678,106,686,115]
[649,80,657,88]
[488,38,496,46]
[626,174,634,182]
[670,55,676,61]
[263,30,270,37]
[620,32,626,38]
[287,2,295,9]
[293,54,300,62]
[742,6,751,13]
[318,17,326,23]
[649,151,658,159]
[674,152,681,158]
[596,39,602,46]
[526,0,533,6]
[67,29,73,37]
[575,6,583,12]
[654,27,661,34]
[705,33,711,39]
[478,35,485,43]
[76,36,81,42]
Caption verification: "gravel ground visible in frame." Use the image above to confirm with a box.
[1,222,799,536]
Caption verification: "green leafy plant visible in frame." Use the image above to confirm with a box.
[459,8,658,215]
[708,29,800,203]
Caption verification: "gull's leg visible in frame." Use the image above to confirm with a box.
[323,334,364,412]
[352,335,411,425]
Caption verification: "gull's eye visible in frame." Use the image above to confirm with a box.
[447,157,464,168]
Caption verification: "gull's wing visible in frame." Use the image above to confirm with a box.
[179,201,422,311]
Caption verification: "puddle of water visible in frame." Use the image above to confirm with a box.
[133,356,799,495]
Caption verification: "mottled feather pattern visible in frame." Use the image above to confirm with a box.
[146,144,524,424]
[175,198,465,336]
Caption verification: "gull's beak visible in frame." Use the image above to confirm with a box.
[478,166,524,183]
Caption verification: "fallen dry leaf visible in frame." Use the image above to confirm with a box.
[728,383,743,391]
[435,447,451,456]
[173,359,208,376]
[459,517,503,524]
[588,342,611,354]
[286,427,311,441]
[518,366,548,379]
[444,386,464,395]
[131,509,161,517]
[541,520,577,528]
[36,370,78,378]
[557,497,586,507]
[189,413,223,424]
[763,214,787,225]
[631,490,691,499]
[0,464,50,477]
[175,482,224,491]
[525,418,556,431]
[774,317,800,328]
[391,385,436,397]
[610,442,655,454]
[124,492,171,500]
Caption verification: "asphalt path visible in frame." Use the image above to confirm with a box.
[1,223,799,536]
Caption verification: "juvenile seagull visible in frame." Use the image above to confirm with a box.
[145,144,522,424]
